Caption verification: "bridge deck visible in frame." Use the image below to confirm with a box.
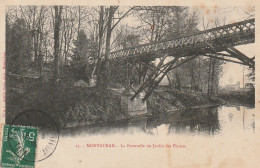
[108,19,255,61]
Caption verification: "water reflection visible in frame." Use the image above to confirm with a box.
[145,106,220,136]
[146,105,255,136]
[62,105,255,136]
[217,105,255,135]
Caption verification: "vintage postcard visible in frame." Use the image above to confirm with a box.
[0,0,259,168]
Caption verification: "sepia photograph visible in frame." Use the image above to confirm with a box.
[5,5,255,134]
[1,3,258,168]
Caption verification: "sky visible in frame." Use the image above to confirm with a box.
[195,6,255,87]
[219,44,254,87]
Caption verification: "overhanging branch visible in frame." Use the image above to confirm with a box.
[111,7,135,31]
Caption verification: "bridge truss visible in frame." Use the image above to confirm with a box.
[107,18,255,101]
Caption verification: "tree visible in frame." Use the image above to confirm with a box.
[17,6,50,76]
[53,6,63,84]
[72,30,89,62]
[247,67,255,82]
[60,6,77,67]
[136,7,200,91]
[6,17,32,74]
[110,30,141,86]
[96,6,135,87]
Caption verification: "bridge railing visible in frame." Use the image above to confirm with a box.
[108,18,255,60]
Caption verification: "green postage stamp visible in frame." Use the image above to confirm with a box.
[1,125,38,168]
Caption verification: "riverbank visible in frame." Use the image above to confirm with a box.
[147,89,224,114]
[6,82,224,129]
[218,89,255,107]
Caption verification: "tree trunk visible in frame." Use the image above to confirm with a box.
[211,58,216,95]
[190,62,195,90]
[96,6,104,90]
[175,71,181,90]
[76,6,81,61]
[198,57,201,91]
[53,6,62,85]
[101,6,115,106]
[207,58,212,95]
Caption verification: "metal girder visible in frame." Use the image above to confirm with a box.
[129,55,205,101]
[204,54,247,65]
[130,57,168,101]
[141,58,179,101]
[229,47,254,66]
[225,47,255,68]
[108,18,255,102]
[168,56,198,71]
[108,19,255,61]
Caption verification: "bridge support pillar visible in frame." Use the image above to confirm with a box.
[121,90,148,116]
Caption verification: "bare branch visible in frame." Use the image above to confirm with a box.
[111,7,135,31]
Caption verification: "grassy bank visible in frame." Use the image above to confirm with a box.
[6,80,224,129]
[218,89,255,107]
[6,80,125,129]
[147,89,224,114]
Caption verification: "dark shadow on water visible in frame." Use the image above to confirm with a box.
[61,106,224,136]
[62,103,255,136]
[146,106,221,136]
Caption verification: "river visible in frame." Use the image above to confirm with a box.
[62,103,255,136]
[36,104,255,167]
